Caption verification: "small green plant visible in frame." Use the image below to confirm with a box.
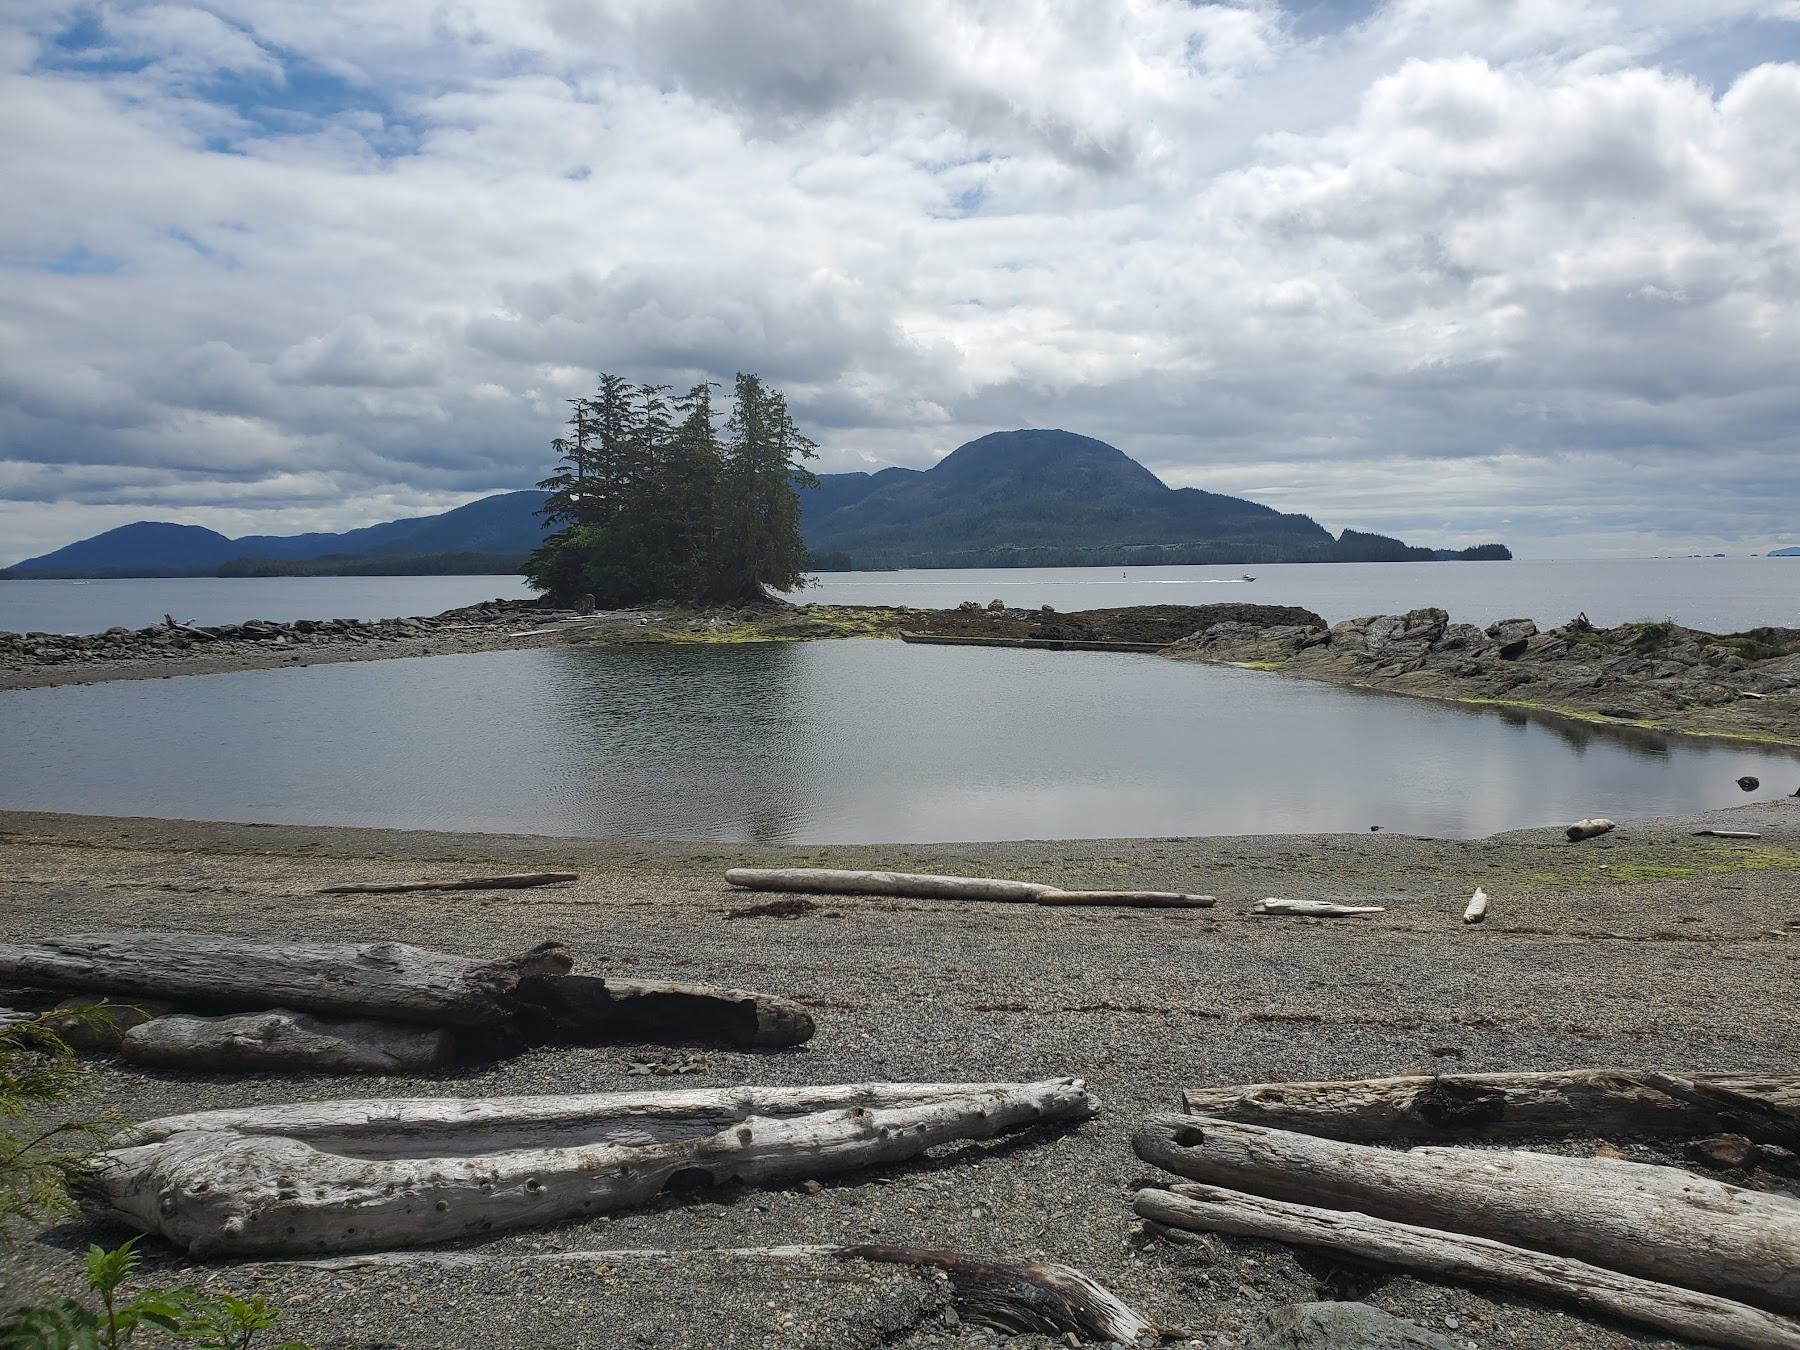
[0,1238,306,1349]
[1,1014,307,1350]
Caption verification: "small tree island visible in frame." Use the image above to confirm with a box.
[526,373,819,606]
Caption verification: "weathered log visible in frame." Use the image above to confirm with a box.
[597,977,814,1048]
[1135,1113,1800,1311]
[0,933,571,1027]
[1135,1184,1800,1350]
[1695,829,1762,839]
[1249,898,1384,917]
[48,996,176,1052]
[1566,818,1616,841]
[1177,1070,1800,1147]
[80,1079,1098,1255]
[317,872,579,895]
[121,1009,458,1073]
[723,867,1212,908]
[1461,888,1489,924]
[253,1244,1155,1343]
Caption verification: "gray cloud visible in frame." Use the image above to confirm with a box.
[1,0,1798,563]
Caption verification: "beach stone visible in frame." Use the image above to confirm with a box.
[1243,1302,1459,1350]
[1688,1133,1755,1170]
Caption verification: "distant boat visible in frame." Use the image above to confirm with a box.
[1240,574,1255,582]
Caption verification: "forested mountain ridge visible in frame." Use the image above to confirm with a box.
[4,430,1507,577]
[801,429,1507,568]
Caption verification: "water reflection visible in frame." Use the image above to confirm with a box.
[0,641,1794,842]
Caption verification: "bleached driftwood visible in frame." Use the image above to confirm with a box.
[1695,830,1762,840]
[254,1244,1155,1343]
[723,868,1213,909]
[1566,818,1616,841]
[1177,1070,1800,1146]
[81,1079,1098,1256]
[317,872,579,895]
[1249,898,1384,917]
[121,1009,457,1074]
[0,933,572,1027]
[1134,1113,1800,1311]
[1462,888,1489,924]
[1135,1184,1800,1350]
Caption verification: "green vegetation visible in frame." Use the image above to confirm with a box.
[1,1011,306,1349]
[527,374,818,606]
[217,552,525,578]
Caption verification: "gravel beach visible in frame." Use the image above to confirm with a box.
[2,805,1797,1348]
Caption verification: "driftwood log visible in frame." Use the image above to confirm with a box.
[121,1010,458,1074]
[1136,1184,1800,1350]
[1135,1113,1800,1312]
[0,933,572,1027]
[317,873,579,895]
[1566,818,1616,841]
[1178,1070,1800,1147]
[1695,829,1761,840]
[1461,888,1489,924]
[1249,898,1384,917]
[81,1079,1098,1255]
[723,868,1213,909]
[255,1244,1155,1343]
[599,978,813,1049]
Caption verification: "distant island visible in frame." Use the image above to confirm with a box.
[1772,546,1800,557]
[1,429,1508,578]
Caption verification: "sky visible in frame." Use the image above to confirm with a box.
[3,1,1799,564]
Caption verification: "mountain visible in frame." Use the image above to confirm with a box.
[3,491,551,578]
[1772,547,1800,557]
[4,431,1507,578]
[799,429,1506,568]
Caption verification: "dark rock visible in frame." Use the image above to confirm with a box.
[1243,1302,1459,1350]
[986,599,1005,612]
[1737,775,1760,791]
[1485,617,1537,645]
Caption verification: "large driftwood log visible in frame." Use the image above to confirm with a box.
[121,1009,458,1074]
[80,1079,1097,1255]
[1461,888,1489,924]
[1136,1184,1800,1350]
[1695,829,1761,839]
[1178,1070,1800,1147]
[1566,818,1616,841]
[598,977,814,1048]
[1249,898,1384,917]
[1135,1113,1800,1311]
[723,868,1213,909]
[254,1244,1155,1342]
[317,873,579,895]
[0,933,572,1027]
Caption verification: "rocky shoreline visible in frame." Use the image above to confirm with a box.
[6,597,1799,748]
[1168,607,1800,747]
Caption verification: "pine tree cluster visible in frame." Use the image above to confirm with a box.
[526,373,819,606]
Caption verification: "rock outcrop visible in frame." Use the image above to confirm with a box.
[1167,609,1800,745]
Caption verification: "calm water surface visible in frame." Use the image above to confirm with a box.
[4,558,1791,635]
[2,641,1793,842]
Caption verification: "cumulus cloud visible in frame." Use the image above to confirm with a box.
[0,0,1797,562]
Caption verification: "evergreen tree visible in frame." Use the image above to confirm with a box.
[524,371,815,607]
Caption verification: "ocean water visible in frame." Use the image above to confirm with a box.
[2,640,1793,843]
[3,557,1791,636]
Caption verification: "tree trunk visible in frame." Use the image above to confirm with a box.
[1178,1070,1800,1147]
[249,1244,1155,1343]
[0,933,572,1027]
[723,867,1212,908]
[598,977,815,1048]
[317,873,580,895]
[1249,899,1384,917]
[1135,1184,1800,1350]
[81,1079,1098,1256]
[1134,1113,1800,1312]
[121,1009,458,1074]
